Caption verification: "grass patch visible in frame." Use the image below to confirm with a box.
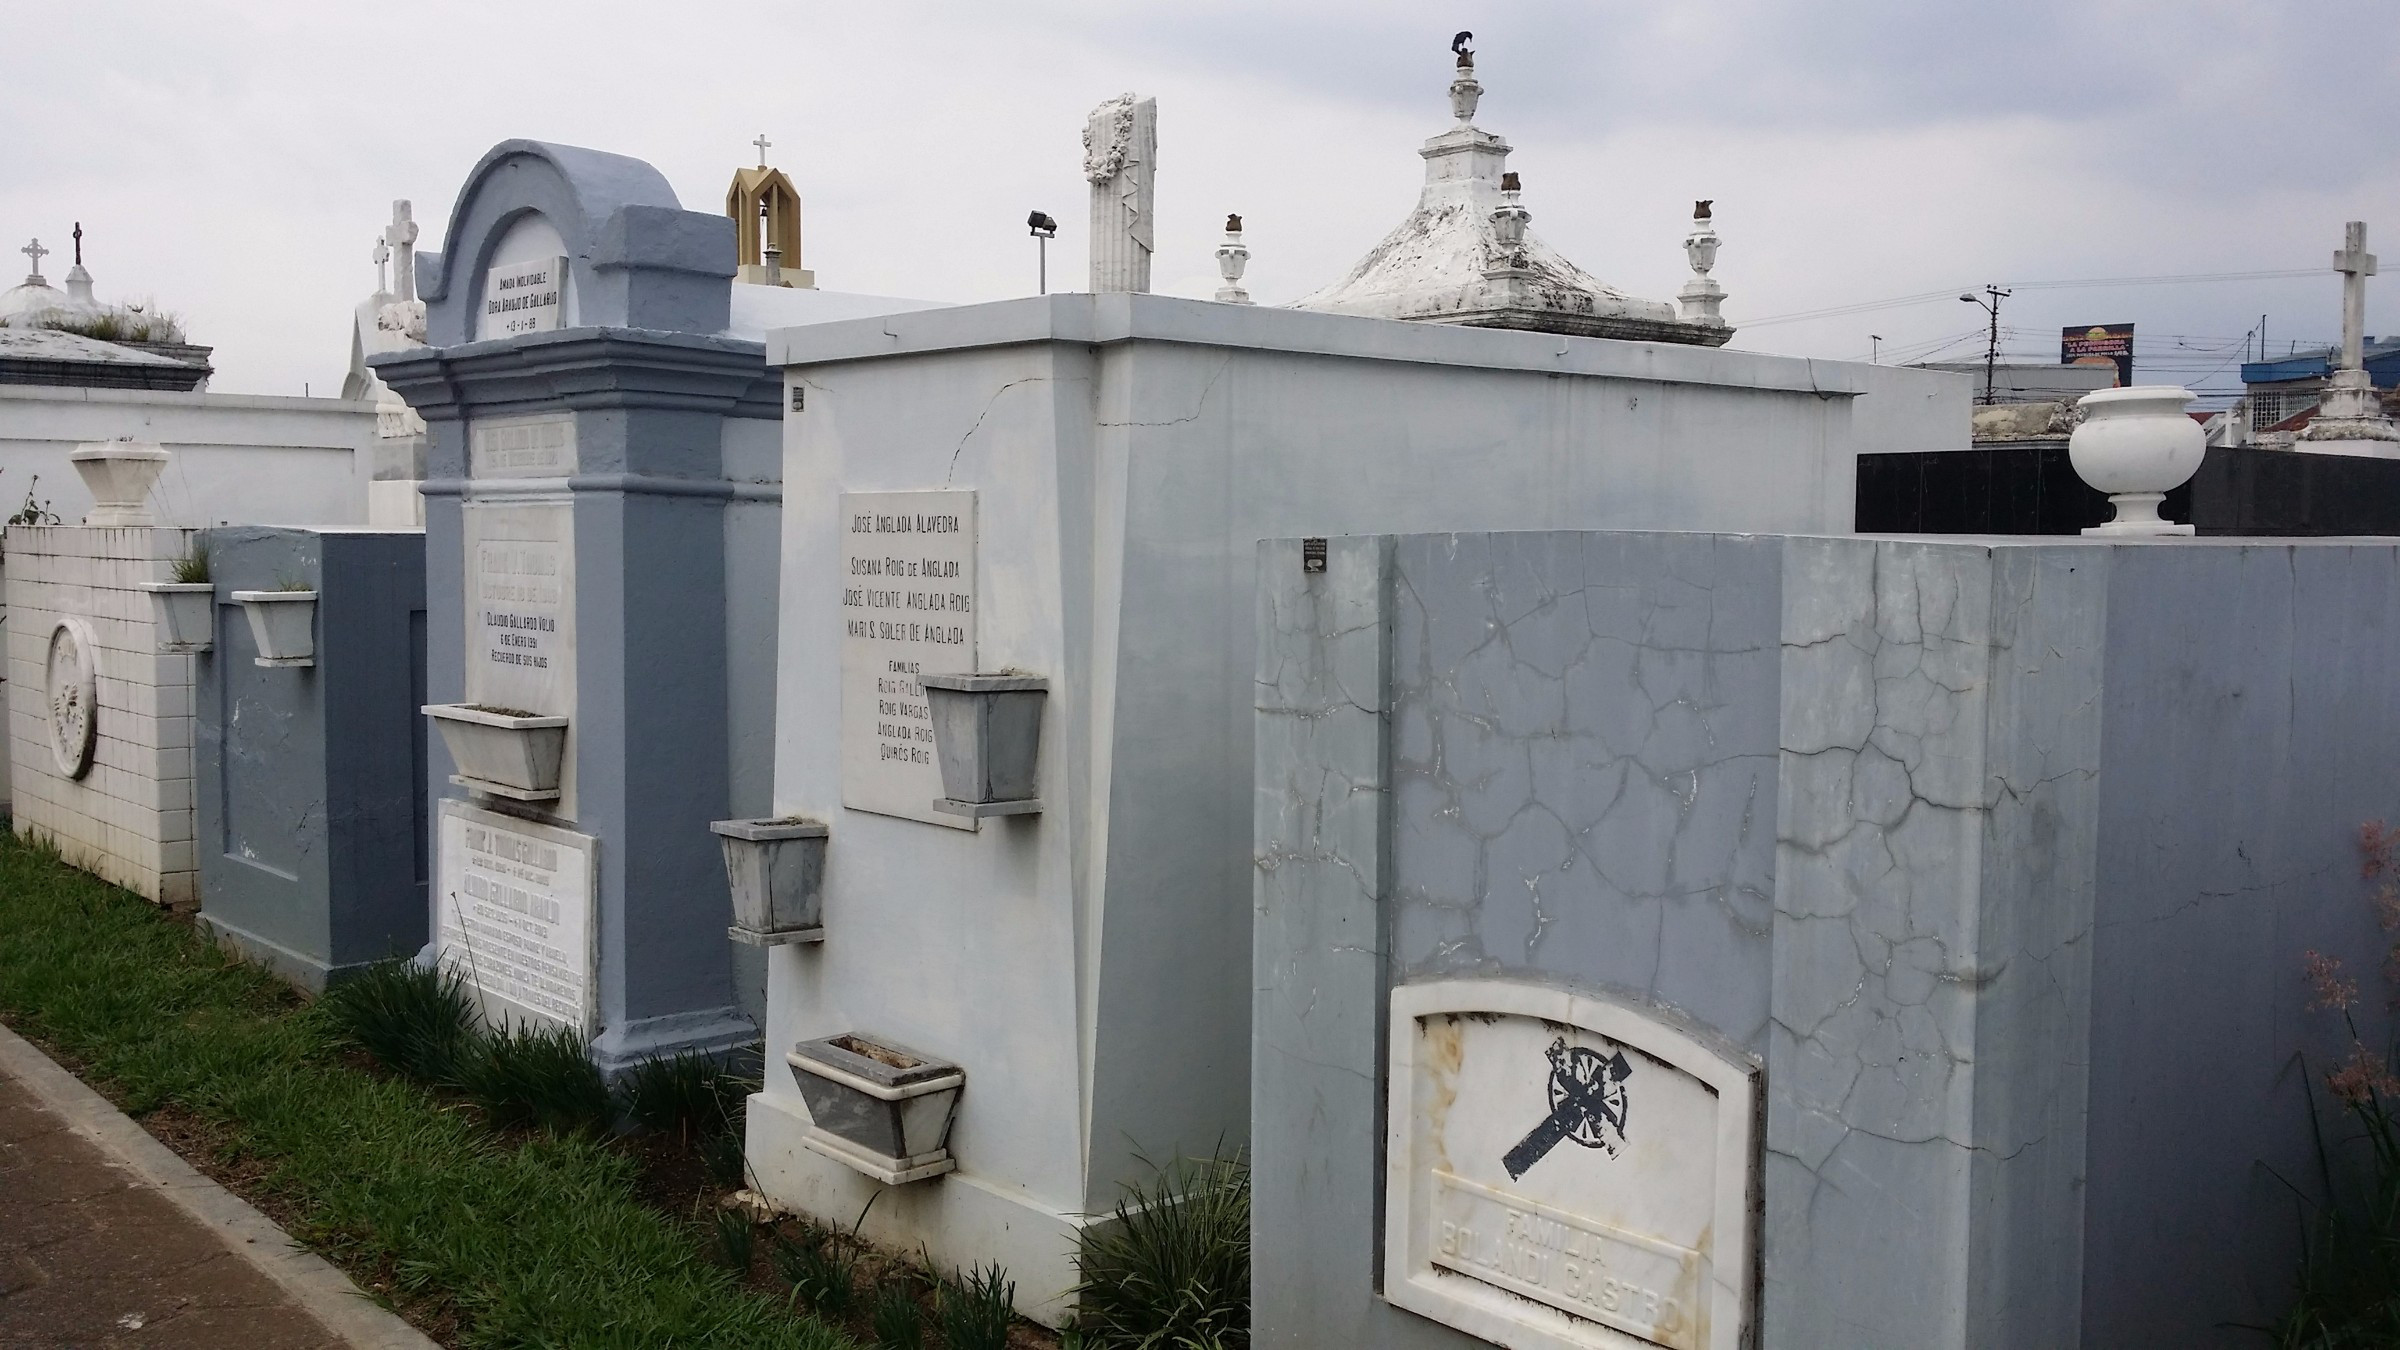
[0,830,853,1349]
[1071,1149,1249,1350]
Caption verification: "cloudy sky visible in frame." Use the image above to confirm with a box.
[7,0,2396,404]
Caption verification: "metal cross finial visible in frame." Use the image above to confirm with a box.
[20,237,49,279]
[753,133,772,167]
[71,222,82,266]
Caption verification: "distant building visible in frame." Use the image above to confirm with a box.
[2240,338,2400,434]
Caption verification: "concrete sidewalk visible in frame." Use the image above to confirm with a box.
[0,1024,437,1349]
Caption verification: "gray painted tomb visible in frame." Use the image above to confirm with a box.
[195,526,427,990]
[1255,529,2400,1349]
[373,140,782,1067]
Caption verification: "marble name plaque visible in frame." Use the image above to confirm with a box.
[1386,981,1758,1350]
[436,800,596,1035]
[482,255,566,337]
[470,413,576,478]
[462,501,575,718]
[837,490,977,828]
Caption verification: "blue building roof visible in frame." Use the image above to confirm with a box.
[2242,337,2400,387]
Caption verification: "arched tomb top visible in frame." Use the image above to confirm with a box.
[417,139,735,345]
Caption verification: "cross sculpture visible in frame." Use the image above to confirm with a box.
[20,237,48,281]
[2336,221,2378,373]
[753,133,772,167]
[384,200,418,303]
[71,222,82,266]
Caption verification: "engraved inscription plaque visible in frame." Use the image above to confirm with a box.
[436,800,596,1035]
[470,413,577,479]
[481,256,566,337]
[837,491,977,828]
[1386,980,1759,1350]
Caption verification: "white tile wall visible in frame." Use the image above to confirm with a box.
[6,524,200,906]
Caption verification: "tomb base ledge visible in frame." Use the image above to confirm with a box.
[588,1005,759,1077]
[197,913,397,995]
[747,1091,1103,1327]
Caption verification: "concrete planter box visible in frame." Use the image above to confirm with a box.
[787,1033,964,1185]
[921,673,1047,818]
[230,590,317,667]
[140,582,215,653]
[423,703,568,802]
[713,817,828,946]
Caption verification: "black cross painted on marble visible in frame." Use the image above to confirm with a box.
[1502,1037,1631,1180]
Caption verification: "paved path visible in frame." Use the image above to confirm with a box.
[0,1025,437,1349]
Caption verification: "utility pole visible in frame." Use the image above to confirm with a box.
[1870,334,1882,364]
[1959,285,2012,405]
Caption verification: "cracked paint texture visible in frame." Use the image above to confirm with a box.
[1766,538,2101,1350]
[1254,531,2107,1350]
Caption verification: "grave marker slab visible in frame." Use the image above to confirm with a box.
[837,490,976,828]
[469,413,577,478]
[481,256,567,337]
[462,498,576,718]
[1386,981,1756,1350]
[436,799,597,1034]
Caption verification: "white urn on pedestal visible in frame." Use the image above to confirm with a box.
[2069,385,2205,537]
[1215,214,1252,305]
[68,439,170,527]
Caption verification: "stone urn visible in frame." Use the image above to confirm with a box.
[786,1033,964,1185]
[2069,385,2205,537]
[712,817,828,946]
[68,439,171,527]
[921,673,1047,818]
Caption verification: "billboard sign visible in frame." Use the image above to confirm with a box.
[2062,323,2135,387]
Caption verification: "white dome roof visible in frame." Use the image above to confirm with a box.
[0,279,69,326]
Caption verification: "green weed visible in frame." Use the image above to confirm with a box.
[869,1282,925,1349]
[318,959,476,1084]
[623,1049,751,1142]
[772,1229,857,1320]
[452,1020,613,1135]
[940,1262,1017,1350]
[1072,1147,1250,1350]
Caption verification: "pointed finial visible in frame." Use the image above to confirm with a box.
[753,132,772,167]
[1448,35,1483,123]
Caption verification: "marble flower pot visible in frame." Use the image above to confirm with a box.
[712,817,828,946]
[787,1033,964,1185]
[2069,385,2203,537]
[921,673,1047,818]
[230,590,317,666]
[423,703,568,801]
[139,582,215,653]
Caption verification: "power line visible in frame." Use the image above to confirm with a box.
[1739,267,2325,329]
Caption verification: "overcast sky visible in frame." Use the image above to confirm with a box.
[7,0,2397,403]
